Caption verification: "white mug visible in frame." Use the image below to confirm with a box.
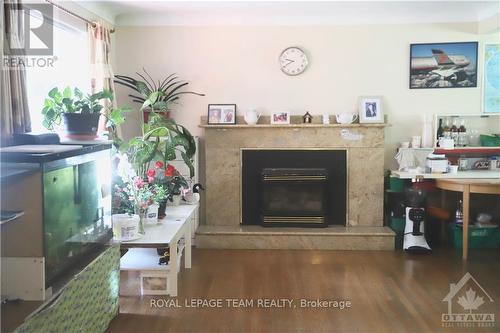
[411,136,421,148]
[322,114,330,124]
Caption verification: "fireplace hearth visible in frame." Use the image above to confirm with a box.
[242,149,347,227]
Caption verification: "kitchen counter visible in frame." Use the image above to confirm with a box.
[392,170,500,179]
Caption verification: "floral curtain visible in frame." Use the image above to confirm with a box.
[1,0,31,146]
[88,22,116,133]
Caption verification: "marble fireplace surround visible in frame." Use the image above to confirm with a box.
[200,117,387,228]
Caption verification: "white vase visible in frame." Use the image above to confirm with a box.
[171,195,182,206]
[112,214,141,241]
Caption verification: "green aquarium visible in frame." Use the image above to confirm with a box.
[43,155,112,283]
[0,144,113,286]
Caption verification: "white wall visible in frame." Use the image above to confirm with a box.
[114,23,500,169]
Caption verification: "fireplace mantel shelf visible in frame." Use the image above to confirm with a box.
[199,123,388,128]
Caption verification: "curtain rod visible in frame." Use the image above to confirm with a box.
[44,0,115,33]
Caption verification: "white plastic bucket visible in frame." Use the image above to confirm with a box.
[112,214,140,241]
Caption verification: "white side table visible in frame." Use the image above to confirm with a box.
[117,204,198,296]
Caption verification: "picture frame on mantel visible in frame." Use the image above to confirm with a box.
[359,97,384,123]
[207,104,237,124]
[271,111,290,125]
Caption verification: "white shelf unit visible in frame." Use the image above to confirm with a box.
[433,114,500,148]
[118,204,197,296]
[168,136,200,240]
[120,245,184,295]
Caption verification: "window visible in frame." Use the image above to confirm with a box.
[26,14,90,132]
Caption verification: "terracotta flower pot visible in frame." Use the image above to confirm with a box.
[143,110,171,123]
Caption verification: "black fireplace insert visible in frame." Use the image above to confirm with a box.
[261,168,329,227]
[241,150,347,227]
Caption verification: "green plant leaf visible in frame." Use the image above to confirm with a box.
[135,81,151,96]
[74,87,83,99]
[63,87,72,99]
[181,151,195,178]
[141,99,152,110]
[164,146,176,161]
[48,87,59,98]
[92,104,103,113]
[153,101,168,111]
[90,89,113,102]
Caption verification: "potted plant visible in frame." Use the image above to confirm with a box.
[121,112,196,178]
[41,87,108,138]
[41,87,131,140]
[167,174,189,206]
[147,161,188,208]
[114,69,204,122]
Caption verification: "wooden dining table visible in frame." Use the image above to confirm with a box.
[435,178,500,260]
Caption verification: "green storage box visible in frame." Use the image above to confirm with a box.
[480,134,500,147]
[450,224,500,249]
[390,217,405,234]
[389,176,405,192]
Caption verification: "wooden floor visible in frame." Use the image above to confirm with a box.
[108,248,500,333]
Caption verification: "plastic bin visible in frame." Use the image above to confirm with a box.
[450,224,500,249]
[389,176,405,192]
[390,217,405,234]
[480,134,500,147]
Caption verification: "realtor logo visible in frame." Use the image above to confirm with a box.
[4,3,53,56]
[442,272,495,328]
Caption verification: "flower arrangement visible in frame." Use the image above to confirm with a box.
[146,161,189,199]
[113,155,168,233]
[111,113,196,230]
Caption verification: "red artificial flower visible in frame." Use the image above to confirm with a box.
[164,164,176,177]
[147,169,156,177]
[155,161,164,169]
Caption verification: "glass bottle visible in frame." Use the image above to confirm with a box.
[443,118,451,139]
[458,119,467,147]
[436,118,444,146]
[450,118,458,146]
[455,200,463,226]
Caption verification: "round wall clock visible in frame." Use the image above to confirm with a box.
[279,46,309,76]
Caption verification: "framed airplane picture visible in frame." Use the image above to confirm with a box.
[409,42,478,89]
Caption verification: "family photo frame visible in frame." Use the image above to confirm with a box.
[359,97,384,123]
[271,111,291,124]
[207,104,237,124]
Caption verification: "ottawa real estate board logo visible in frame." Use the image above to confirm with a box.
[442,272,495,328]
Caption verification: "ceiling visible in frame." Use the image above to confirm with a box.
[76,1,500,26]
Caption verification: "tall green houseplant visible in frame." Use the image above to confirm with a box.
[114,69,205,113]
[121,112,196,179]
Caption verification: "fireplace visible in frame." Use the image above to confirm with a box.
[242,150,347,226]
